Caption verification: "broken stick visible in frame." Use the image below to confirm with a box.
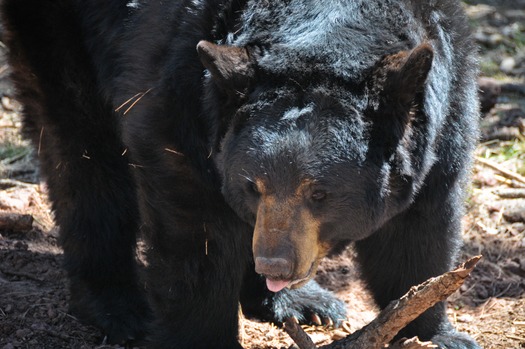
[476,157,525,185]
[285,317,317,349]
[284,256,481,349]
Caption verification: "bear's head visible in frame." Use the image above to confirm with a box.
[198,41,434,292]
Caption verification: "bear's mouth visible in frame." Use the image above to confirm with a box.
[265,261,317,292]
[265,278,291,292]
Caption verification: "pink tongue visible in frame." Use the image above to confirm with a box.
[266,279,290,292]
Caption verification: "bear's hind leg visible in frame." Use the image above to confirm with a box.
[1,0,151,344]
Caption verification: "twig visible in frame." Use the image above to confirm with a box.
[389,337,437,348]
[123,87,152,115]
[38,126,44,156]
[284,317,317,349]
[42,328,73,340]
[0,179,39,190]
[0,149,31,165]
[115,88,153,115]
[505,334,525,342]
[165,147,184,156]
[285,256,481,349]
[115,92,143,112]
[476,157,525,185]
[0,268,44,282]
[492,188,525,199]
[0,64,9,76]
[501,83,525,96]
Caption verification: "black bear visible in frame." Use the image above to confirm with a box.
[1,0,480,348]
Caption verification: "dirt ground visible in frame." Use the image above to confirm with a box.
[1,2,525,349]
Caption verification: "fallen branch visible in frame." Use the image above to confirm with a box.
[476,157,525,185]
[0,212,34,231]
[284,256,481,349]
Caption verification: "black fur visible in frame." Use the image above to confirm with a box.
[0,0,480,348]
[1,0,150,344]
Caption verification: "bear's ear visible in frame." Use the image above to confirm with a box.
[376,43,434,108]
[367,44,434,158]
[196,40,255,93]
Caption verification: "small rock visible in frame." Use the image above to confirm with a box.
[2,343,15,349]
[501,23,521,37]
[47,307,57,319]
[265,332,274,340]
[465,4,496,20]
[15,328,31,339]
[14,241,28,250]
[519,258,525,271]
[503,260,525,277]
[500,57,516,73]
[488,33,504,46]
[30,323,46,331]
[512,222,525,233]
[503,207,525,224]
[1,96,14,111]
[332,329,349,341]
[4,304,13,314]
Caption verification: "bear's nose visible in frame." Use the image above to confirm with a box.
[254,257,292,279]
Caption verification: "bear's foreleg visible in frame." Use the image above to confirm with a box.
[354,176,480,348]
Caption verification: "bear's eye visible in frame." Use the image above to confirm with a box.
[246,181,260,196]
[311,190,327,202]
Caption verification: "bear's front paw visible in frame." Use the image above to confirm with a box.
[69,282,151,345]
[270,280,347,326]
[430,330,481,349]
